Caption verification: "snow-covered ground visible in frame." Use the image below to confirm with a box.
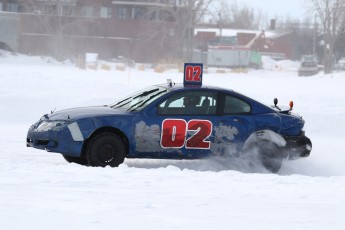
[1,53,345,230]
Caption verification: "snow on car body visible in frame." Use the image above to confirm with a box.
[27,64,312,172]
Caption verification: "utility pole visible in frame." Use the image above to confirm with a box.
[218,11,222,43]
[313,14,317,57]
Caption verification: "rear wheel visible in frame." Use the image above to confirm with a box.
[257,141,283,173]
[86,133,126,167]
[62,155,88,166]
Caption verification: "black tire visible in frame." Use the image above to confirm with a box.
[257,141,283,173]
[62,155,88,166]
[86,133,126,167]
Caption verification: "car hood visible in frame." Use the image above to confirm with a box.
[46,106,131,120]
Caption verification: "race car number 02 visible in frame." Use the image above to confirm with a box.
[185,65,202,82]
[161,119,212,149]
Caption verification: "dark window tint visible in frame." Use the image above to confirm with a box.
[158,91,217,115]
[117,6,129,19]
[132,7,144,19]
[224,95,251,114]
[7,3,18,12]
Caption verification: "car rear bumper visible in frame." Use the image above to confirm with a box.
[283,132,312,159]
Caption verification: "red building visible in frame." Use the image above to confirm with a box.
[195,28,295,60]
[0,0,188,62]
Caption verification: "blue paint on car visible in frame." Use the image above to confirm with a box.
[27,82,312,172]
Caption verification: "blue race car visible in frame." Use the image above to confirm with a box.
[27,64,312,172]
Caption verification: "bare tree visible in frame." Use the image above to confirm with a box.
[312,0,345,74]
[20,0,214,62]
[175,0,215,62]
[210,1,262,30]
[21,0,93,60]
[275,17,317,60]
[105,0,215,63]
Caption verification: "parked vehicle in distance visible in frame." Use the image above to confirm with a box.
[334,57,345,71]
[27,64,312,173]
[298,55,319,76]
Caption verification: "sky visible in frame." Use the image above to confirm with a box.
[1,52,345,229]
[216,0,313,20]
[239,0,313,20]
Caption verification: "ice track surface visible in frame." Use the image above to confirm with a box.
[1,54,345,230]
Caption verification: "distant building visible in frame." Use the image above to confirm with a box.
[2,1,296,62]
[0,0,189,62]
[194,27,295,60]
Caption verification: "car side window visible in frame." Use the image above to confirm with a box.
[157,91,218,115]
[224,95,251,114]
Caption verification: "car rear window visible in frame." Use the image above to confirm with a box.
[224,95,251,114]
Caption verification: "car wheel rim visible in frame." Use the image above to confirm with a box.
[97,143,115,163]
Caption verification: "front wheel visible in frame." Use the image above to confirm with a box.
[86,133,126,167]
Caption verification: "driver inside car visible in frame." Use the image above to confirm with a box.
[183,95,201,114]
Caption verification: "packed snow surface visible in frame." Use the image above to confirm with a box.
[1,53,345,230]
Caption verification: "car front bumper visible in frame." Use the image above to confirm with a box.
[26,123,84,157]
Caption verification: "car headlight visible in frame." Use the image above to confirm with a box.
[36,121,67,132]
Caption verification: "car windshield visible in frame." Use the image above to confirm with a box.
[110,86,169,111]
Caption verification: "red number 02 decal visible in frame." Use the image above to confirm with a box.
[185,65,202,82]
[161,119,212,149]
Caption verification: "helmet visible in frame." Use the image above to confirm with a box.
[183,95,201,107]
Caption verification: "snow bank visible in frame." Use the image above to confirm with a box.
[1,53,345,230]
[262,56,300,71]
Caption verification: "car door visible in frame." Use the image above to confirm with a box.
[133,89,219,159]
[211,92,256,155]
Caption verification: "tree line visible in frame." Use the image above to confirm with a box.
[14,0,345,74]
[200,0,345,74]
